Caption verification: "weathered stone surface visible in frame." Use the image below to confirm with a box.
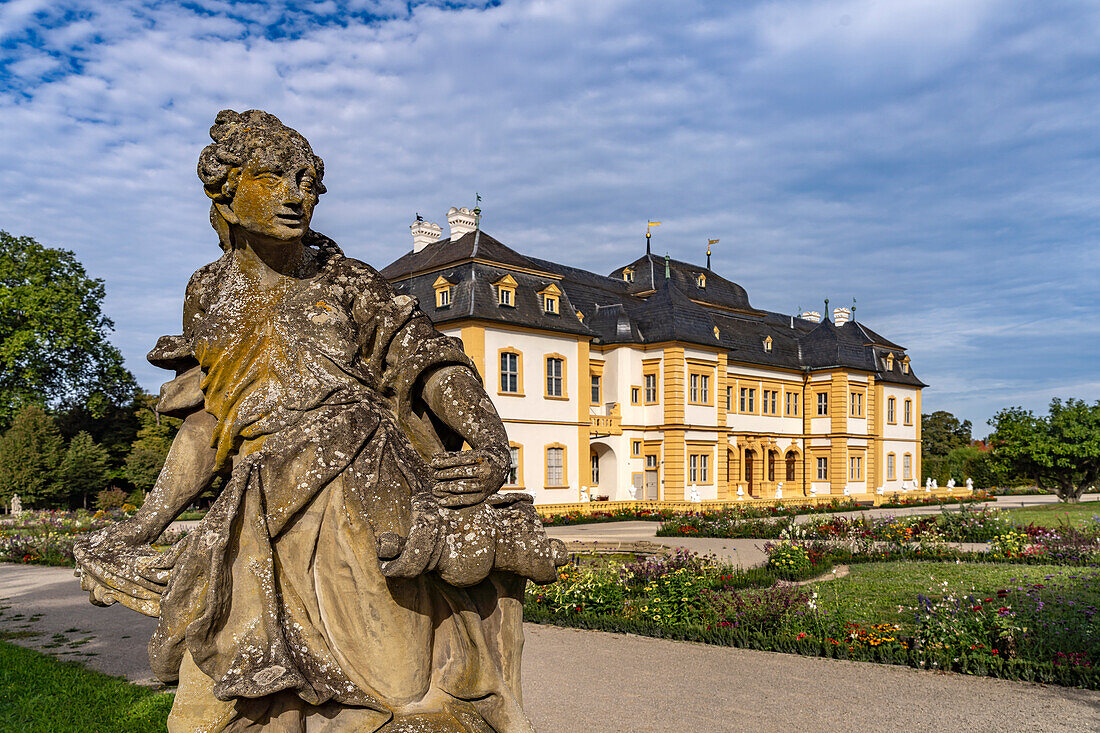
[74,109,565,732]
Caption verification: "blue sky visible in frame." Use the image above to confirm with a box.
[2,0,1099,435]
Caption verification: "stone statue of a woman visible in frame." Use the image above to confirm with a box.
[75,109,565,732]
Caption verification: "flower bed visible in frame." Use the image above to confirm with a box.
[524,544,1100,688]
[541,493,991,527]
[0,510,184,566]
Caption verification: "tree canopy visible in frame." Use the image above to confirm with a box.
[988,398,1100,502]
[0,404,63,507]
[0,231,136,426]
[921,411,972,457]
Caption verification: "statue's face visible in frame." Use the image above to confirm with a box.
[228,143,319,242]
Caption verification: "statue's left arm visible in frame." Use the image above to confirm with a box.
[420,365,510,508]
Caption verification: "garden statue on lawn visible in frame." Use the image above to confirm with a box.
[9,493,20,516]
[74,109,567,733]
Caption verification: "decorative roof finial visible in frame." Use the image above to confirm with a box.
[646,221,661,256]
[851,297,857,321]
[664,253,671,279]
[824,298,830,321]
[473,193,482,230]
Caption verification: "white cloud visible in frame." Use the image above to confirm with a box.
[1,0,1098,432]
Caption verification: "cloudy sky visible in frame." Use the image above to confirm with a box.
[2,0,1098,434]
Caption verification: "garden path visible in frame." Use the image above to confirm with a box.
[2,564,1098,732]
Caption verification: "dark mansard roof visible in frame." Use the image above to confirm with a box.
[380,230,924,387]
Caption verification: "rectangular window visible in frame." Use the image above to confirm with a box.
[631,386,640,405]
[725,386,733,411]
[762,389,778,415]
[700,454,709,483]
[817,393,828,416]
[591,374,601,405]
[507,446,519,485]
[699,374,709,403]
[547,447,565,486]
[644,373,658,404]
[631,440,642,457]
[887,397,896,423]
[546,357,563,397]
[646,454,658,469]
[850,392,863,417]
[499,288,512,306]
[591,453,599,484]
[690,374,699,403]
[500,352,519,394]
[887,454,896,480]
[689,454,698,483]
[849,456,862,480]
[785,392,799,416]
[816,457,828,480]
[437,288,450,308]
[739,387,755,413]
[544,296,558,314]
[904,399,913,425]
[903,454,912,480]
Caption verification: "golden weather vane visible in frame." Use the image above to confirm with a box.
[645,220,661,254]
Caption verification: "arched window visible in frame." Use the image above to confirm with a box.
[785,453,796,482]
[767,451,776,482]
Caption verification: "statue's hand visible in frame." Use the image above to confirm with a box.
[430,449,506,508]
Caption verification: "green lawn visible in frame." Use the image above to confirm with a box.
[815,561,1070,630]
[0,641,173,732]
[997,501,1100,529]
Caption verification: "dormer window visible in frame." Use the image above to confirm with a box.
[763,336,773,352]
[901,356,910,374]
[696,273,706,288]
[494,274,517,307]
[576,311,584,322]
[538,283,561,315]
[885,353,895,371]
[623,267,635,283]
[433,275,453,309]
[713,326,720,339]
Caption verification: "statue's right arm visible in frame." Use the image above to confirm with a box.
[110,267,220,546]
[110,408,219,546]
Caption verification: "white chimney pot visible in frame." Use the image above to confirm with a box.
[799,310,821,323]
[410,220,443,253]
[447,206,477,240]
[833,307,851,325]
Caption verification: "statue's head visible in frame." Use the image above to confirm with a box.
[198,109,326,248]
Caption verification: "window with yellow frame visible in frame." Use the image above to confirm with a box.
[545,443,567,488]
[497,348,523,396]
[544,353,567,399]
[506,443,524,487]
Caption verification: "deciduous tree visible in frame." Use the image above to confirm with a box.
[988,399,1100,503]
[0,231,136,426]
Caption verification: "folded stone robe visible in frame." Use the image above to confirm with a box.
[75,236,562,731]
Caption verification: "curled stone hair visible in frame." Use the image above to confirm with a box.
[197,109,327,204]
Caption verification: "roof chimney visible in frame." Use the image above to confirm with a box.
[799,310,821,323]
[411,219,442,252]
[447,207,477,240]
[833,307,851,325]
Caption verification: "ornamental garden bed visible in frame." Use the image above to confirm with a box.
[524,540,1100,688]
[540,492,993,527]
[0,510,185,566]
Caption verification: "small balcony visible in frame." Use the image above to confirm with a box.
[589,402,622,436]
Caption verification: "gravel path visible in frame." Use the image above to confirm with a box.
[2,564,1098,732]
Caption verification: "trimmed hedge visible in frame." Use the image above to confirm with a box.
[522,606,1100,689]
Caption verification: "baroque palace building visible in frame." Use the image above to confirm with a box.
[381,207,924,506]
